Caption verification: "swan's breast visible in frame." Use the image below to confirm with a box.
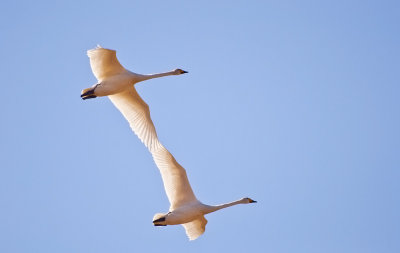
[166,202,205,225]
[95,73,135,97]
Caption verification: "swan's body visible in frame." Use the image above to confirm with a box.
[82,45,186,151]
[82,46,256,240]
[151,145,256,240]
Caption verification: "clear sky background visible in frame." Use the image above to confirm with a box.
[1,0,399,252]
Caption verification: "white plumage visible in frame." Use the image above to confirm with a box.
[82,46,256,240]
[87,45,125,82]
[108,87,161,152]
[182,216,208,241]
[82,45,185,152]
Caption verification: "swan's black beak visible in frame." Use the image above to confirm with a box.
[249,199,257,203]
[181,70,188,74]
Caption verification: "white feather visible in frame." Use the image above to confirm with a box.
[83,46,256,241]
[87,46,126,82]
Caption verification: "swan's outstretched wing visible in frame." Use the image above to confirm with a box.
[108,87,161,152]
[182,216,208,241]
[87,45,126,81]
[152,146,197,210]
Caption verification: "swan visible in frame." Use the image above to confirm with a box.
[151,145,257,240]
[81,45,187,152]
[82,46,257,240]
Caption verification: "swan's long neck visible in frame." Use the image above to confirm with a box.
[137,71,176,82]
[203,198,248,214]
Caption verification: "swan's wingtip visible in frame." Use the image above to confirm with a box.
[87,44,103,52]
[187,234,200,241]
[87,44,109,56]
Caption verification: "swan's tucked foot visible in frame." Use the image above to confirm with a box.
[81,88,97,100]
[81,95,97,100]
[153,216,167,226]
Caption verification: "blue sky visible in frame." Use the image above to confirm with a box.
[1,0,399,252]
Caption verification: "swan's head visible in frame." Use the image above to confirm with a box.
[153,213,168,226]
[243,197,257,203]
[174,68,188,75]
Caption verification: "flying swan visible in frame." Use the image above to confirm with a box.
[82,45,256,240]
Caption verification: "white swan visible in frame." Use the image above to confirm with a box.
[81,45,187,152]
[82,46,256,240]
[151,145,256,240]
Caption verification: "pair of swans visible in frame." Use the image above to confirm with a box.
[81,45,256,240]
